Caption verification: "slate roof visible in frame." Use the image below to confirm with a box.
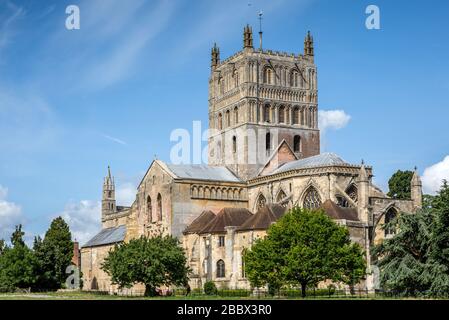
[199,208,253,234]
[83,225,126,248]
[238,204,287,231]
[183,210,216,235]
[271,153,349,175]
[165,164,242,182]
[320,200,359,221]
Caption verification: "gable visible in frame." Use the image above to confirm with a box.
[259,140,297,176]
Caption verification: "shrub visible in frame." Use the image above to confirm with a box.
[203,281,218,295]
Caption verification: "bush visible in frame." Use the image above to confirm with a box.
[203,281,218,295]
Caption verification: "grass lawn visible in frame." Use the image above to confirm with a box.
[0,291,423,300]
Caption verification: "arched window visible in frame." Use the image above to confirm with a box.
[256,194,266,211]
[216,260,225,278]
[225,110,230,127]
[234,71,239,87]
[234,107,238,124]
[278,106,285,123]
[218,113,222,130]
[303,187,322,209]
[290,70,299,87]
[293,135,301,153]
[265,132,271,151]
[264,104,270,123]
[263,66,273,84]
[293,107,299,124]
[232,136,237,153]
[276,190,287,203]
[346,184,358,203]
[385,208,397,236]
[146,196,152,222]
[157,193,162,221]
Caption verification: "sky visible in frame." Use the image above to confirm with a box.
[0,0,448,245]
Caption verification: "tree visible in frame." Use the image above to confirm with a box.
[0,239,5,255]
[0,225,36,292]
[373,181,449,297]
[102,235,190,296]
[244,207,366,297]
[387,170,413,199]
[34,217,74,290]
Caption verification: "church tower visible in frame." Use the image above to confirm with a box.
[411,167,423,209]
[102,166,116,218]
[208,26,320,180]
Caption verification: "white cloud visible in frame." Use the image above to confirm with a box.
[57,200,101,246]
[422,156,449,194]
[0,184,24,241]
[116,183,136,207]
[318,109,351,133]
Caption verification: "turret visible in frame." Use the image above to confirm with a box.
[211,43,220,69]
[243,24,253,50]
[102,166,116,218]
[357,161,370,223]
[304,31,314,60]
[411,166,423,209]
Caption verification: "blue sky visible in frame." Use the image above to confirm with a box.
[0,0,448,244]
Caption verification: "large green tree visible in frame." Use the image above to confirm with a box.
[102,235,190,296]
[244,207,366,297]
[387,170,414,199]
[374,181,449,297]
[34,217,74,290]
[0,225,36,292]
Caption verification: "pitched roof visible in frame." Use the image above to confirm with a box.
[183,210,216,235]
[82,225,126,248]
[271,153,349,175]
[238,204,287,231]
[199,208,253,234]
[164,164,242,182]
[320,200,359,221]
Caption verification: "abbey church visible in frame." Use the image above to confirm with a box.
[80,26,422,294]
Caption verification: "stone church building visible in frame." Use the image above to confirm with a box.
[80,26,422,294]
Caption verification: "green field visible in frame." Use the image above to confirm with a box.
[0,291,429,300]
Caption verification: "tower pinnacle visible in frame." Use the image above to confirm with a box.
[243,24,253,49]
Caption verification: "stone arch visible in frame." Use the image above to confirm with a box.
[146,195,152,223]
[276,189,287,203]
[278,105,286,124]
[204,186,211,199]
[384,207,398,236]
[216,259,225,278]
[192,185,198,198]
[157,193,162,221]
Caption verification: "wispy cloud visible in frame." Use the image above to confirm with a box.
[102,134,127,145]
[422,156,449,194]
[0,0,25,61]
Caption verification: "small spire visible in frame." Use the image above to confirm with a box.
[304,30,314,57]
[359,161,368,182]
[211,43,220,69]
[243,24,253,49]
[107,165,111,179]
[412,166,422,186]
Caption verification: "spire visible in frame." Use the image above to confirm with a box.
[412,166,422,187]
[304,30,314,58]
[258,11,263,51]
[211,43,220,69]
[358,161,368,182]
[243,24,253,49]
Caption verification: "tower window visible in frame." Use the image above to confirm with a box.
[278,106,285,123]
[264,104,270,123]
[290,70,299,87]
[263,67,273,84]
[234,107,238,124]
[218,113,222,130]
[232,136,237,153]
[293,107,299,125]
[225,110,230,127]
[294,135,301,153]
[265,132,271,151]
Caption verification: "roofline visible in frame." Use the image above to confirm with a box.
[81,240,123,249]
[257,139,298,176]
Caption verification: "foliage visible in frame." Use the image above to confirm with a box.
[102,235,190,296]
[374,181,449,297]
[387,170,413,199]
[0,239,5,255]
[33,217,74,290]
[203,281,218,295]
[244,207,366,297]
[0,225,36,292]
